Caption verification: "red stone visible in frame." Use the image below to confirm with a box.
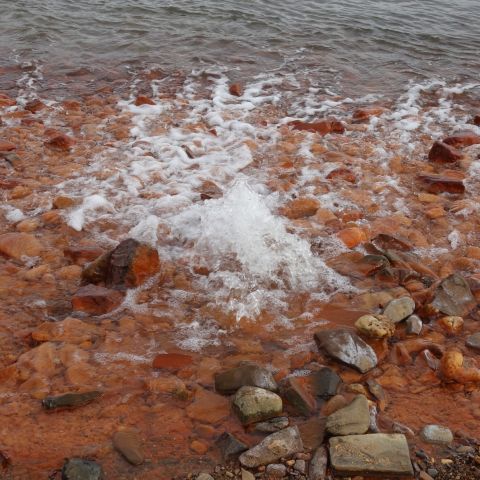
[152,353,193,370]
[0,97,16,107]
[428,141,462,163]
[352,107,386,122]
[25,99,46,113]
[281,197,319,219]
[72,284,124,315]
[326,168,356,183]
[0,141,16,152]
[64,246,106,265]
[418,174,465,194]
[229,83,243,97]
[134,95,156,106]
[62,100,82,111]
[443,131,480,148]
[288,119,345,135]
[44,133,75,151]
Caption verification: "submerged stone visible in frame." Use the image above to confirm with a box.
[215,432,248,461]
[432,274,476,317]
[428,140,463,163]
[326,395,370,436]
[215,364,277,394]
[383,296,415,323]
[112,431,144,465]
[232,386,283,425]
[42,391,102,410]
[281,377,317,416]
[72,284,124,315]
[61,458,104,480]
[310,367,342,399]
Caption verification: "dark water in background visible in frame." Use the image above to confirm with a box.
[0,0,479,95]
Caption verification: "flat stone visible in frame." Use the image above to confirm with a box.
[428,141,463,163]
[466,333,480,351]
[310,446,328,480]
[265,463,287,477]
[281,377,317,416]
[215,432,248,461]
[186,388,231,424]
[420,425,453,445]
[112,431,144,465]
[239,426,303,468]
[355,314,395,339]
[432,274,476,317]
[232,386,282,425]
[298,417,326,450]
[62,458,104,480]
[329,433,413,476]
[418,174,465,194]
[215,364,277,395]
[406,315,423,335]
[0,233,43,260]
[254,416,289,433]
[42,391,101,410]
[314,329,377,373]
[72,284,124,315]
[326,395,370,436]
[383,296,415,323]
[310,367,342,399]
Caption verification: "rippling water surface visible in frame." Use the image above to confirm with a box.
[1,0,479,94]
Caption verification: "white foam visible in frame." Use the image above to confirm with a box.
[67,194,114,231]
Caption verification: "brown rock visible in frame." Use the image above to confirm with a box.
[282,377,317,416]
[64,246,106,265]
[289,119,345,135]
[44,133,75,151]
[25,99,46,113]
[352,107,386,122]
[326,168,356,183]
[72,284,124,314]
[152,353,193,370]
[190,440,208,454]
[298,417,326,450]
[322,394,348,416]
[32,317,102,344]
[53,196,77,209]
[418,174,465,194]
[186,388,230,424]
[229,83,243,97]
[281,197,319,219]
[428,141,462,163]
[134,95,156,106]
[443,131,480,148]
[437,316,464,335]
[0,140,16,152]
[337,227,367,248]
[0,233,43,259]
[473,114,480,126]
[81,251,111,283]
[113,430,144,465]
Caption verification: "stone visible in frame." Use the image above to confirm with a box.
[310,367,342,399]
[134,95,156,106]
[62,458,104,480]
[323,394,348,416]
[72,284,124,315]
[112,431,144,465]
[241,470,255,480]
[215,432,248,461]
[42,391,102,410]
[45,133,75,150]
[215,364,277,395]
[355,314,395,339]
[326,395,370,436]
[329,434,413,476]
[443,131,480,148]
[406,315,423,335]
[309,446,328,480]
[466,333,480,351]
[254,416,289,433]
[438,316,464,335]
[152,353,193,370]
[32,317,101,344]
[25,99,46,113]
[432,274,476,317]
[0,140,16,152]
[64,246,105,265]
[239,426,303,468]
[81,252,111,284]
[337,227,367,248]
[294,459,306,473]
[383,296,415,323]
[186,388,230,424]
[232,386,283,425]
[314,329,377,373]
[281,377,317,416]
[428,141,463,163]
[326,168,356,183]
[418,174,465,194]
[229,83,243,97]
[298,417,326,450]
[197,474,214,480]
[352,107,386,122]
[366,379,387,411]
[190,440,208,454]
[265,463,286,477]
[53,196,77,209]
[0,233,43,260]
[281,197,319,219]
[420,425,453,445]
[289,119,345,135]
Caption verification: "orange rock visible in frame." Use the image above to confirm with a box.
[58,344,89,367]
[0,97,16,107]
[438,316,464,335]
[65,362,95,386]
[134,95,156,106]
[289,119,345,135]
[0,233,43,259]
[418,174,465,194]
[443,131,480,148]
[428,141,462,163]
[24,99,46,113]
[44,133,75,151]
[425,205,445,219]
[326,168,356,183]
[441,349,480,383]
[467,246,480,260]
[352,107,386,122]
[53,196,77,209]
[146,376,187,395]
[152,353,193,370]
[281,197,319,219]
[32,317,102,344]
[229,83,243,97]
[190,440,208,455]
[337,227,367,248]
[18,373,50,399]
[64,245,105,265]
[17,342,57,376]
[72,284,124,315]
[56,265,82,280]
[186,388,230,424]
[0,140,16,151]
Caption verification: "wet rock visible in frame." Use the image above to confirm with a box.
[134,95,156,106]
[432,274,476,317]
[45,133,75,151]
[418,174,465,194]
[438,315,464,335]
[443,131,480,148]
[325,394,370,436]
[53,195,77,209]
[355,314,395,339]
[215,364,277,395]
[32,317,101,344]
[281,377,316,416]
[466,333,480,351]
[281,197,319,219]
[420,425,453,445]
[383,296,415,323]
[440,349,480,383]
[62,458,104,480]
[337,227,367,248]
[314,329,377,373]
[112,430,144,465]
[309,446,328,480]
[65,246,105,265]
[81,252,112,284]
[366,379,387,411]
[42,391,101,410]
[215,432,248,461]
[0,233,43,260]
[72,284,124,315]
[406,315,423,335]
[197,474,214,480]
[326,168,356,183]
[229,83,243,97]
[232,386,283,425]
[428,141,463,163]
[310,367,342,399]
[0,140,16,152]
[473,114,480,126]
[186,388,231,424]
[323,394,348,416]
[241,469,254,480]
[352,107,386,122]
[298,417,326,450]
[265,463,286,477]
[329,433,413,476]
[254,416,289,433]
[152,353,193,370]
[239,426,303,468]
[294,459,306,473]
[289,118,345,135]
[25,99,46,113]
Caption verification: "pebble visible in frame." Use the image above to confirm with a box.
[61,458,104,480]
[438,315,464,335]
[326,395,370,435]
[310,367,342,399]
[355,314,395,339]
[466,333,480,351]
[265,463,287,477]
[113,430,144,465]
[405,315,423,335]
[383,296,415,323]
[232,386,283,425]
[42,391,101,410]
[420,425,454,445]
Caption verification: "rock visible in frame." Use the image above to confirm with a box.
[314,329,377,373]
[25,99,46,113]
[473,114,480,126]
[281,377,316,416]
[355,314,395,339]
[294,459,306,474]
[310,367,342,399]
[64,246,105,265]
[232,386,283,425]
[215,364,277,395]
[186,388,230,424]
[309,446,328,480]
[42,391,102,410]
[337,227,367,248]
[241,469,255,480]
[53,195,77,209]
[32,317,101,344]
[289,119,345,135]
[418,174,465,194]
[466,333,480,351]
[383,296,415,323]
[420,425,453,445]
[265,463,287,477]
[254,416,289,433]
[0,233,43,259]
[352,107,386,122]
[81,252,111,284]
[366,379,387,411]
[326,168,356,183]
[239,426,303,468]
[281,197,319,219]
[326,395,370,435]
[61,458,104,480]
[72,284,124,315]
[134,95,156,106]
[406,315,423,335]
[197,474,214,480]
[440,349,480,383]
[229,83,243,97]
[0,140,16,152]
[428,141,463,163]
[112,430,144,465]
[45,133,75,151]
[323,394,348,416]
[298,417,326,450]
[438,316,464,335]
[443,131,480,148]
[432,274,476,317]
[329,433,413,476]
[152,353,193,370]
[215,432,248,461]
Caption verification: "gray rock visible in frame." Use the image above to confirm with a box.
[309,446,328,480]
[406,314,423,335]
[466,332,480,351]
[310,367,342,399]
[265,463,287,477]
[329,433,413,476]
[112,431,143,466]
[232,386,283,425]
[420,425,453,445]
[383,296,415,323]
[240,469,255,480]
[366,378,387,411]
[432,274,476,317]
[197,474,214,480]
[254,416,289,433]
[215,432,248,461]
[298,417,326,450]
[62,459,104,480]
[326,394,370,435]
[215,364,277,395]
[239,426,304,468]
[294,459,306,474]
[281,377,317,416]
[314,329,377,373]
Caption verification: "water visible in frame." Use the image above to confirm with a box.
[1,0,479,95]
